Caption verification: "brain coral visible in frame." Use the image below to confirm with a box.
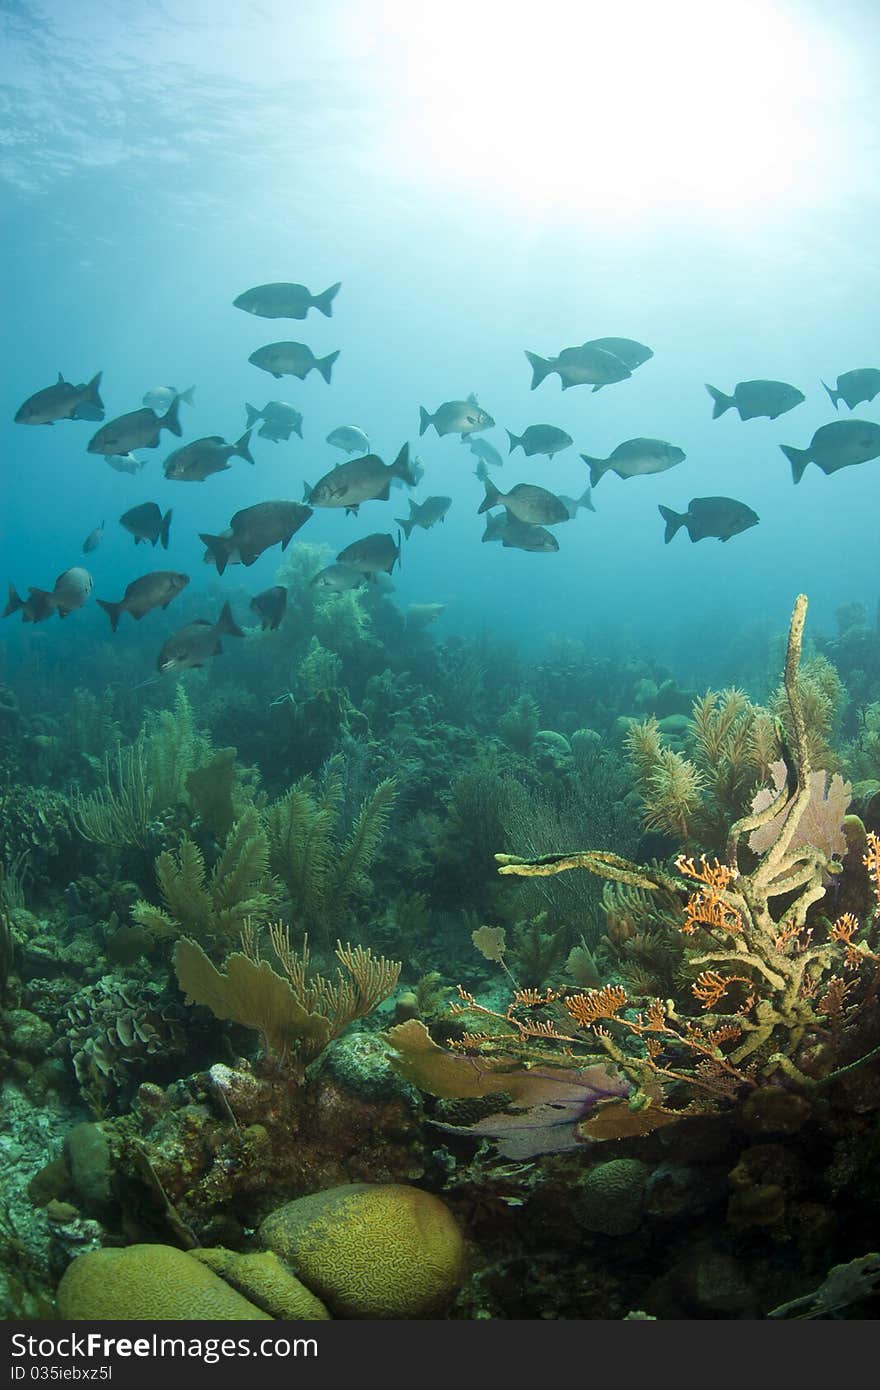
[190,1248,330,1319]
[57,1244,272,1320]
[259,1182,465,1318]
[576,1158,649,1236]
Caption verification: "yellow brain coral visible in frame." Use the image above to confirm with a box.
[258,1183,466,1318]
[57,1244,272,1321]
[190,1248,331,1319]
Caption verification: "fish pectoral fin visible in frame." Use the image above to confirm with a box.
[345,505,360,516]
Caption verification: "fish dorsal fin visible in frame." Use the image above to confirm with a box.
[467,392,479,405]
[57,371,64,383]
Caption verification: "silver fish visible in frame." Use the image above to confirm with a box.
[200,501,313,574]
[407,603,445,629]
[419,394,494,437]
[15,371,104,425]
[82,521,105,553]
[659,496,759,543]
[248,341,339,382]
[326,425,371,454]
[311,563,369,592]
[143,385,195,412]
[105,452,146,475]
[557,487,595,519]
[234,281,341,319]
[464,436,504,468]
[581,437,685,487]
[97,571,189,632]
[304,444,415,513]
[164,431,254,482]
[88,397,182,454]
[157,601,244,674]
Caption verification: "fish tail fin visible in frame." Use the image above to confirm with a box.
[478,478,502,514]
[245,402,261,428]
[303,482,316,504]
[506,430,521,455]
[163,394,183,436]
[313,281,341,317]
[524,350,553,390]
[97,598,123,633]
[200,533,229,574]
[2,584,23,619]
[293,418,303,438]
[160,510,172,549]
[180,385,196,407]
[395,516,415,540]
[316,350,339,384]
[821,380,840,410]
[217,600,244,638]
[705,383,734,419]
[580,454,607,488]
[780,443,811,484]
[392,530,402,572]
[658,504,685,544]
[235,429,255,464]
[391,442,415,485]
[418,406,432,437]
[86,371,104,407]
[579,485,596,513]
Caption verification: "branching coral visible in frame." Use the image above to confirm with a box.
[494,597,880,1108]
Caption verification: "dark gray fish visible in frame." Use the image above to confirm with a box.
[558,487,595,518]
[326,425,370,454]
[780,419,880,483]
[97,571,189,632]
[304,443,415,513]
[82,521,105,553]
[143,385,195,412]
[706,380,804,421]
[584,337,653,373]
[88,397,181,454]
[481,513,559,551]
[581,437,685,487]
[246,401,303,441]
[506,424,573,459]
[659,496,759,543]
[311,563,369,592]
[120,503,172,548]
[524,345,630,391]
[248,341,339,382]
[3,567,93,622]
[250,586,287,631]
[234,281,341,319]
[157,601,244,674]
[419,394,494,437]
[15,371,104,425]
[336,532,401,576]
[395,495,452,539]
[200,500,312,574]
[164,431,254,482]
[464,436,504,468]
[478,478,569,525]
[822,368,880,411]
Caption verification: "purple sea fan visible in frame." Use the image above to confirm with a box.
[432,1064,631,1160]
[748,760,851,862]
